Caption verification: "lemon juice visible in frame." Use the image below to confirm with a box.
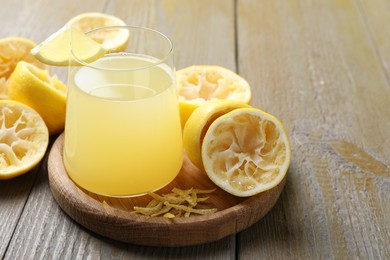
[64,54,183,196]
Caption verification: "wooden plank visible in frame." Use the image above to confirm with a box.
[104,0,237,70]
[47,134,283,247]
[358,0,390,78]
[4,0,237,258]
[0,0,103,258]
[0,169,37,257]
[6,151,236,259]
[0,0,87,256]
[236,0,390,259]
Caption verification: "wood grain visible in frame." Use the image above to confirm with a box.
[237,0,390,259]
[0,0,108,258]
[46,134,284,247]
[1,0,389,258]
[358,0,390,78]
[2,0,240,258]
[104,0,237,70]
[0,168,37,257]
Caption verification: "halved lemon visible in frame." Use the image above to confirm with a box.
[0,100,49,179]
[183,100,249,170]
[177,65,252,127]
[31,26,106,66]
[0,37,46,99]
[67,12,129,52]
[8,61,67,135]
[0,78,8,99]
[202,108,291,197]
[0,37,46,79]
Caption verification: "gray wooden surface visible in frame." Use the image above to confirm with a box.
[1,0,389,259]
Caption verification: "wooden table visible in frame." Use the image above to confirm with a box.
[1,0,389,259]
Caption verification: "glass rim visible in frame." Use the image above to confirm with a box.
[69,25,174,71]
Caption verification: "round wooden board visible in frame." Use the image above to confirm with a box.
[48,133,286,247]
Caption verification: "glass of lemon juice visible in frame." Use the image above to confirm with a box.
[63,26,183,197]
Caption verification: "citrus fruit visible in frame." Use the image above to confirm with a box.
[0,78,8,99]
[0,37,46,79]
[8,61,67,135]
[0,100,49,179]
[0,37,47,99]
[177,65,252,127]
[67,12,129,51]
[183,100,249,170]
[31,26,106,66]
[201,107,291,197]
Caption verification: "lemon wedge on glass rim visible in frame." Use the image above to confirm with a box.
[0,100,49,179]
[31,13,129,66]
[30,26,106,66]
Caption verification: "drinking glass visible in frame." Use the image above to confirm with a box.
[63,26,183,197]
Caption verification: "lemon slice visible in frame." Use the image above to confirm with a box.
[183,100,249,170]
[0,37,47,99]
[31,26,106,66]
[8,61,67,135]
[0,100,49,179]
[202,108,291,197]
[177,65,252,127]
[67,12,129,51]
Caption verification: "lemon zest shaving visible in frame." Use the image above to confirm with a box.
[133,188,217,218]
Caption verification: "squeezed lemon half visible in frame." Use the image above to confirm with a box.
[183,100,291,197]
[0,37,46,99]
[183,100,249,170]
[8,61,67,135]
[0,100,49,179]
[202,107,291,197]
[177,65,252,127]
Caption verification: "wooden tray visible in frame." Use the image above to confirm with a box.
[47,134,285,247]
